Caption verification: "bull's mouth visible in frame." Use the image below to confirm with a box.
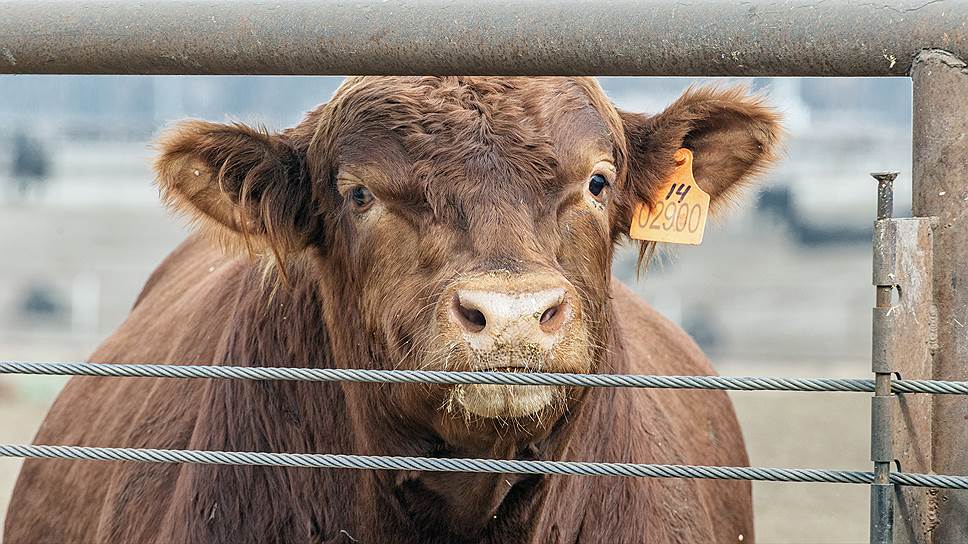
[433,313,591,422]
[446,382,560,420]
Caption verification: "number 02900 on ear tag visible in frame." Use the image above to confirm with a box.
[629,148,710,245]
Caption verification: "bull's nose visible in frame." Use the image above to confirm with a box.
[451,287,571,342]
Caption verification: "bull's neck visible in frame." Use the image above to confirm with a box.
[223,262,618,540]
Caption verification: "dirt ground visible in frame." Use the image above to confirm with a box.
[0,360,871,544]
[726,362,870,544]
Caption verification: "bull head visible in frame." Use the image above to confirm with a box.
[154,77,780,449]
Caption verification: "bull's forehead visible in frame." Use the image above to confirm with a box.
[328,77,616,196]
[333,76,605,126]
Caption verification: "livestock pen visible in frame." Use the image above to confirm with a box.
[1,1,967,542]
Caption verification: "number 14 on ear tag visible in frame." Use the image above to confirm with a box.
[629,148,710,245]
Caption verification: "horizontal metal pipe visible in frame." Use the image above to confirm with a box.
[1,0,966,76]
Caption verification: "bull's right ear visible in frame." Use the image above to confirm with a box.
[154,120,321,260]
[612,86,781,271]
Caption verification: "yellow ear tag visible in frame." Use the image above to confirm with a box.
[629,148,709,245]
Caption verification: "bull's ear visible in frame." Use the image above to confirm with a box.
[615,85,782,234]
[154,120,319,260]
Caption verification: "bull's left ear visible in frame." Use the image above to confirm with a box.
[614,86,782,234]
[154,120,321,260]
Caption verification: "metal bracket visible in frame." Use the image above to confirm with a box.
[871,218,939,374]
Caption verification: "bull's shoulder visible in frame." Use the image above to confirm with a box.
[608,279,716,377]
[587,280,751,539]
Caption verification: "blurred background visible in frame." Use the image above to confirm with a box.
[0,75,912,543]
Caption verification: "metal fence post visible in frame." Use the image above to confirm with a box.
[912,49,968,543]
[868,182,937,543]
[871,172,898,544]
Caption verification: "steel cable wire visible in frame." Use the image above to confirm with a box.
[2,361,967,395]
[1,444,966,489]
[4,361,968,489]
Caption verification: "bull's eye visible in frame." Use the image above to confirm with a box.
[587,174,608,197]
[349,186,374,209]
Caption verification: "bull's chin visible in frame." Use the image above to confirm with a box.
[452,384,558,419]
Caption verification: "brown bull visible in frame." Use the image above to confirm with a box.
[4,77,780,543]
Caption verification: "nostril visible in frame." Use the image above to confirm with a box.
[452,294,487,333]
[539,300,569,333]
[462,307,487,330]
[539,306,557,324]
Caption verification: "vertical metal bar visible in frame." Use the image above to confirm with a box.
[912,49,968,543]
[871,172,898,544]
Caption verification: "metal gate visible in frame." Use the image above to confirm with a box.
[2,2,967,542]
